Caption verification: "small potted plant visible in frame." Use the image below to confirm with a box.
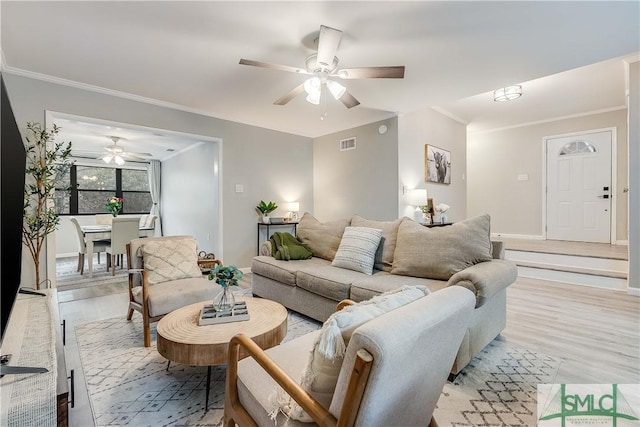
[106,196,124,217]
[255,200,278,224]
[208,264,243,312]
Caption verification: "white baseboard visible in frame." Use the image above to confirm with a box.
[628,287,640,296]
[240,267,252,274]
[614,240,629,246]
[57,252,77,258]
[491,233,544,240]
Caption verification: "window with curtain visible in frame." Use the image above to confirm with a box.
[55,165,152,215]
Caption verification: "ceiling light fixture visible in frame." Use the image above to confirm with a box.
[493,85,523,102]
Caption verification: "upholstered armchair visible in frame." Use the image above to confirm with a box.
[125,235,215,346]
[224,286,475,427]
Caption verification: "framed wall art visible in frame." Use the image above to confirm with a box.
[425,144,451,184]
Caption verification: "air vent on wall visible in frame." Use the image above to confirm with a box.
[340,137,357,151]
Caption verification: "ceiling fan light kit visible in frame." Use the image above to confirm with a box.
[494,85,523,102]
[99,136,152,165]
[239,24,405,112]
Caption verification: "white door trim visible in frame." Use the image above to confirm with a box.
[542,127,618,243]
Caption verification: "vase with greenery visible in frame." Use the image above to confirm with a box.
[106,196,124,217]
[208,264,243,312]
[22,122,73,289]
[255,200,278,224]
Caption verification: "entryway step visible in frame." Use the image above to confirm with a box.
[505,249,628,290]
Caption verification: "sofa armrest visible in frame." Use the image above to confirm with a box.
[447,259,517,308]
[260,240,273,257]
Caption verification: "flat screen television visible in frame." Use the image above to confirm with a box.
[1,75,27,343]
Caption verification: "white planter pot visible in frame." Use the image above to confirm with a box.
[262,215,270,224]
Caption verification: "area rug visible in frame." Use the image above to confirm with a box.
[77,315,561,427]
[56,255,128,291]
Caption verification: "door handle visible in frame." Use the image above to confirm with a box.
[597,195,609,199]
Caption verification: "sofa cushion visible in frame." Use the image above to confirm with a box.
[279,285,430,422]
[391,214,493,280]
[351,215,403,272]
[251,256,331,286]
[350,273,447,302]
[141,238,203,285]
[331,226,383,275]
[132,276,213,318]
[296,266,370,302]
[296,213,351,261]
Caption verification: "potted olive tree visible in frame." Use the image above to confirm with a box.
[22,122,73,289]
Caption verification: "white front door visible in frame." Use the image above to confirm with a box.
[546,130,612,243]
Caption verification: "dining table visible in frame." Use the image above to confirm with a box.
[80,225,155,277]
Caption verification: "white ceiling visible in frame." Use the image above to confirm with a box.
[1,1,639,141]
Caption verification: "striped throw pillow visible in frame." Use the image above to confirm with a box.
[331,226,383,275]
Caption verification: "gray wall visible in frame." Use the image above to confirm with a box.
[628,61,639,290]
[467,109,628,240]
[3,73,313,281]
[313,118,398,221]
[161,142,220,255]
[398,108,467,221]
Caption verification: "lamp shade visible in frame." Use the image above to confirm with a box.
[408,189,427,206]
[287,202,300,212]
[327,80,346,100]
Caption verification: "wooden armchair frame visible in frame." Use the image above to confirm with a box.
[224,333,373,427]
[125,243,164,347]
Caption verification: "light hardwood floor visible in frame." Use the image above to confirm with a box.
[57,274,639,426]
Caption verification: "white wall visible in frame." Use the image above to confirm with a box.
[627,61,639,290]
[467,109,628,240]
[3,72,313,280]
[398,108,467,221]
[313,118,398,221]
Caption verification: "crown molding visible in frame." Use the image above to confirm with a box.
[430,106,469,125]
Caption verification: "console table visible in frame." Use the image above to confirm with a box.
[0,290,68,426]
[423,222,454,228]
[257,221,299,254]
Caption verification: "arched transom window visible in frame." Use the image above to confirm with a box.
[558,140,597,156]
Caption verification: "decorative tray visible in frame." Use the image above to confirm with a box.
[198,301,250,325]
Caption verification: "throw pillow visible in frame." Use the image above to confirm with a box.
[141,238,203,285]
[278,285,430,421]
[331,226,383,275]
[296,212,351,261]
[391,214,493,280]
[351,215,404,272]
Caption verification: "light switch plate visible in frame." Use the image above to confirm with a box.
[517,174,529,181]
[235,184,244,193]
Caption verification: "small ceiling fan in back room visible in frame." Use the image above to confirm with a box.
[100,136,152,165]
[239,25,405,116]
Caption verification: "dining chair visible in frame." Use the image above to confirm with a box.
[69,216,110,275]
[106,217,140,276]
[95,214,114,226]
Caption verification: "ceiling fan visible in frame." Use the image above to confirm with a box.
[100,136,152,165]
[240,25,405,110]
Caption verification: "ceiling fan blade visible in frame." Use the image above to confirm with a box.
[339,90,360,109]
[317,25,342,70]
[239,59,310,75]
[274,83,306,106]
[121,153,148,161]
[337,66,405,79]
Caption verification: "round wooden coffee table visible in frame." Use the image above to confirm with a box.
[156,297,287,410]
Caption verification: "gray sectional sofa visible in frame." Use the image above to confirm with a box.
[251,213,518,374]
